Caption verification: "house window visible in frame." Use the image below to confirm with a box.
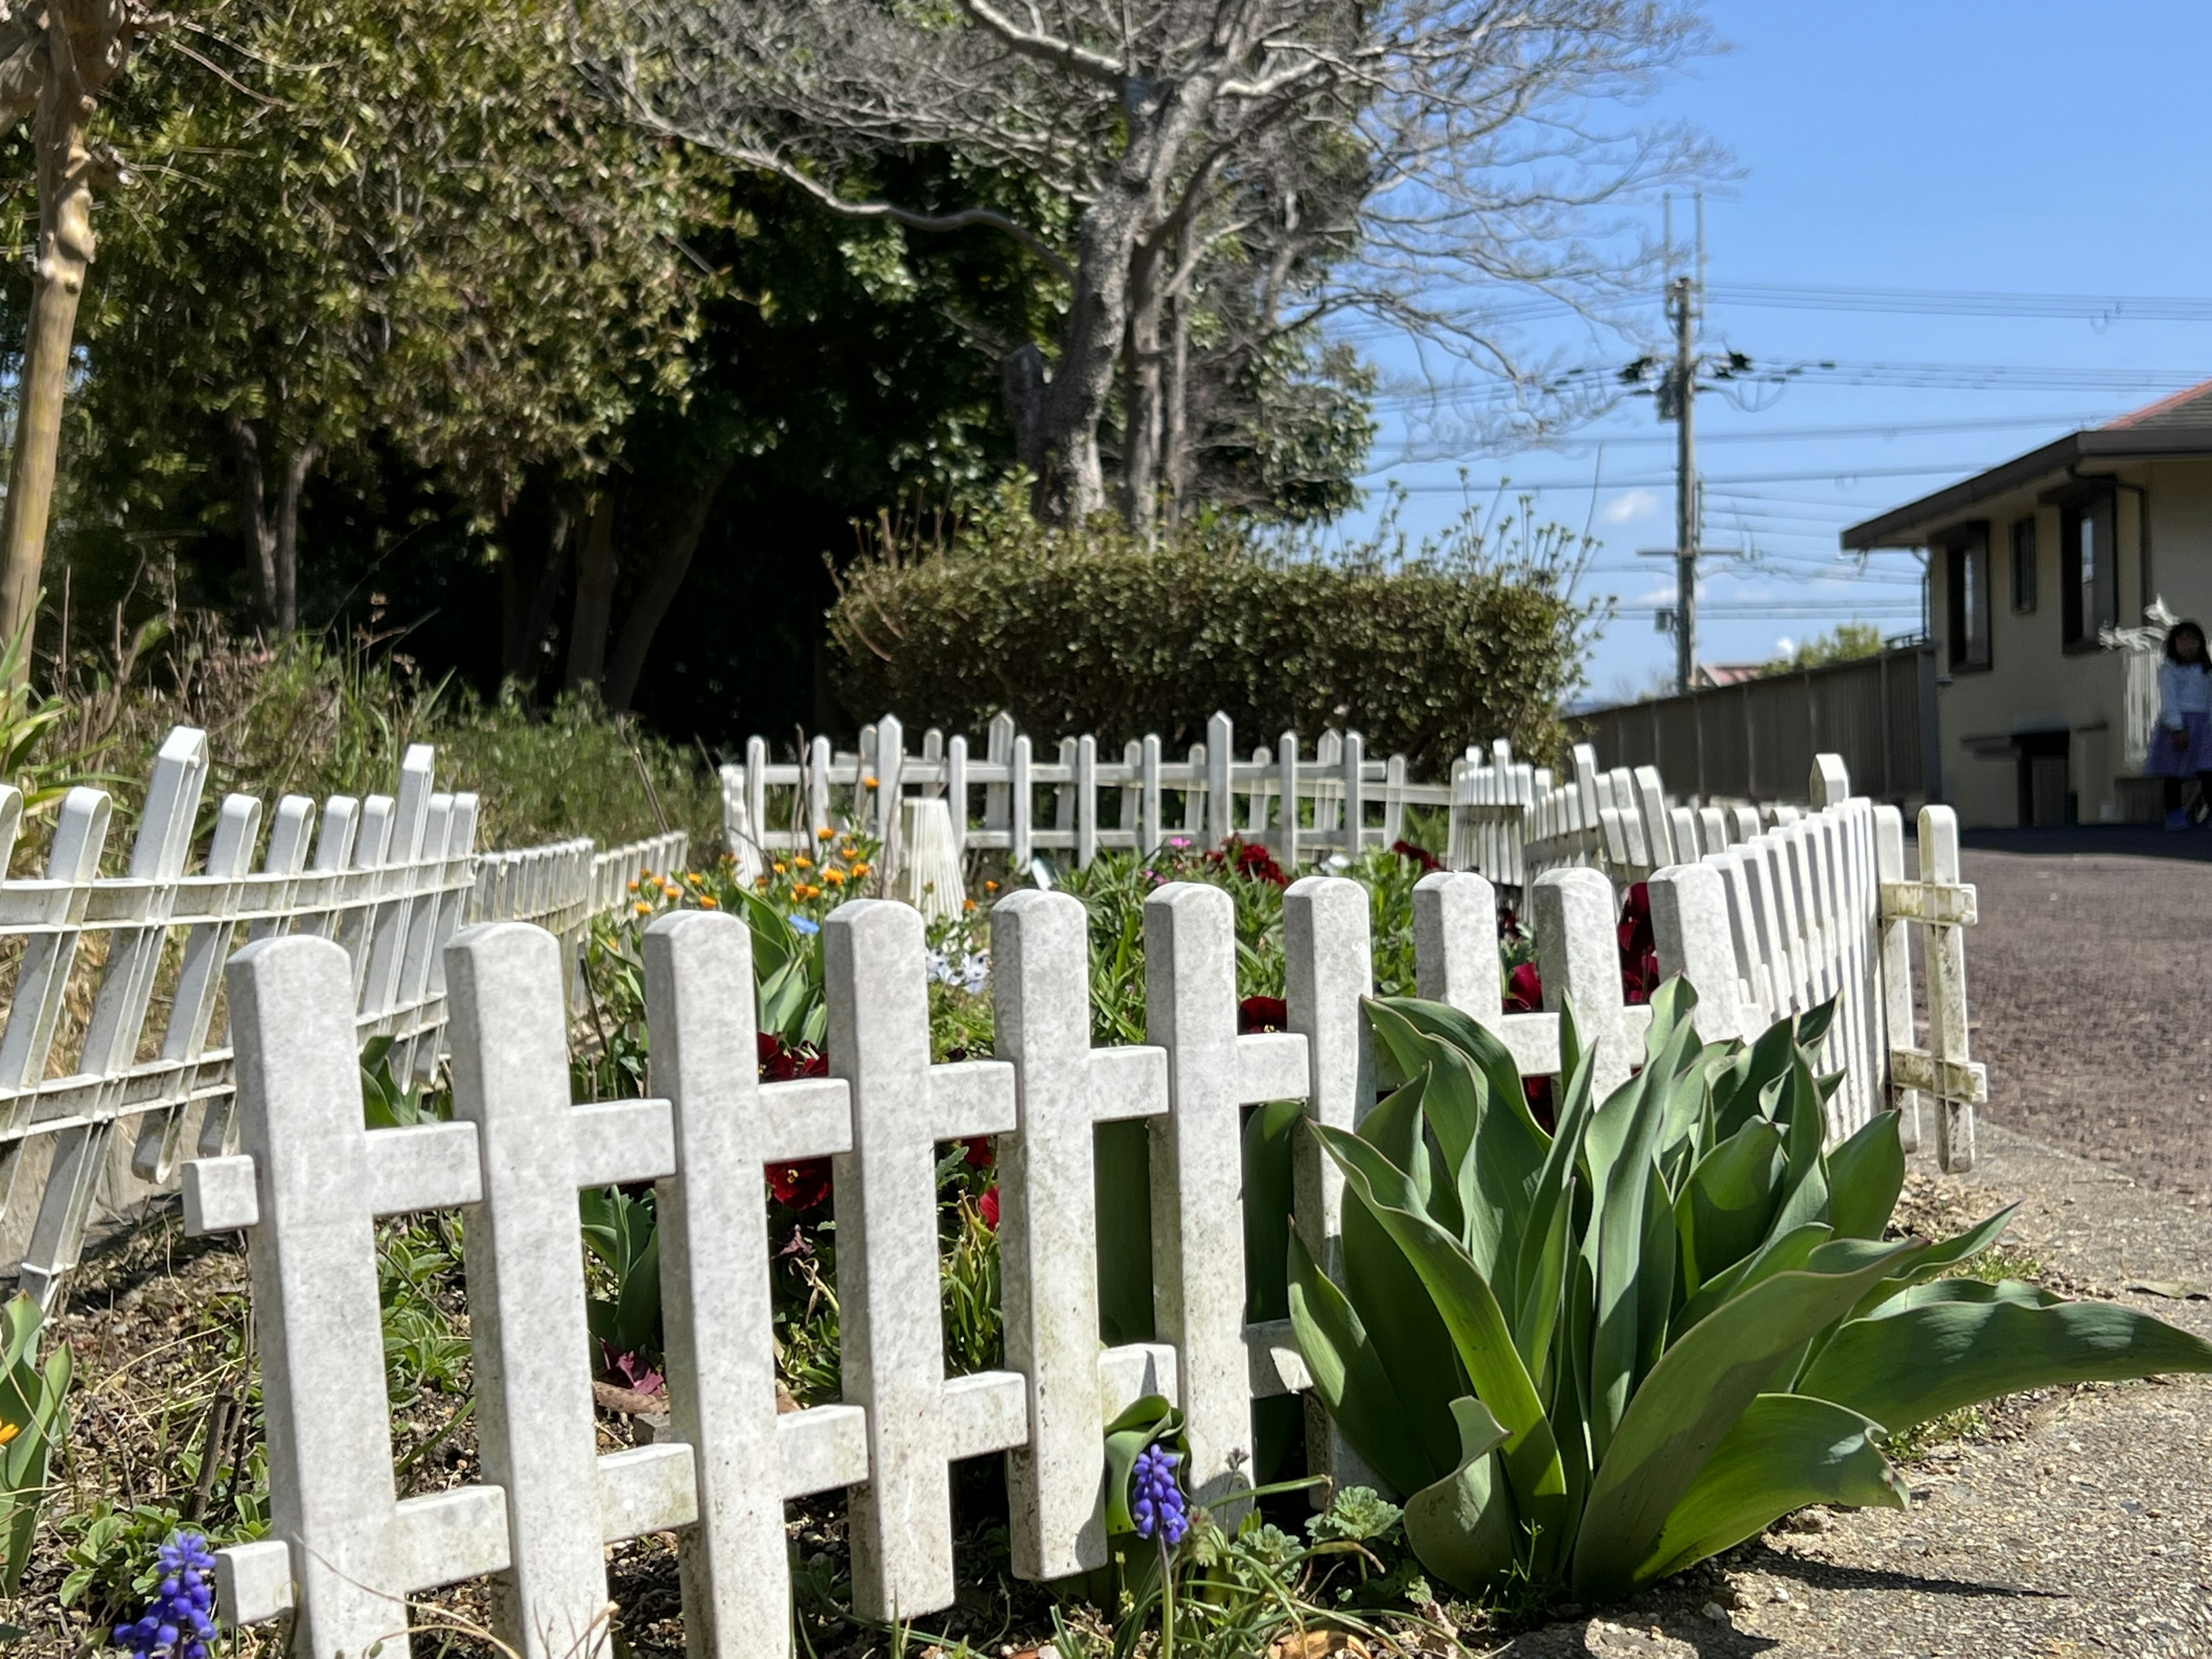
[2062,492,2115,646]
[2010,517,2037,613]
[1945,524,1991,672]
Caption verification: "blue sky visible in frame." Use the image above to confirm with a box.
[1351,0,2212,703]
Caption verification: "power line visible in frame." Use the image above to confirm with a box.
[1707,282,2212,323]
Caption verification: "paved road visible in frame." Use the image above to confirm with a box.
[1959,828,2212,1205]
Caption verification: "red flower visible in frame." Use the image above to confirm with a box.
[1214,837,1289,888]
[978,1185,1000,1230]
[1391,838,1442,873]
[768,1158,833,1210]
[1616,882,1660,1006]
[963,1135,994,1170]
[1239,995,1289,1033]
[758,1033,829,1082]
[1503,962,1542,1014]
[600,1342,666,1398]
[1524,1075,1556,1133]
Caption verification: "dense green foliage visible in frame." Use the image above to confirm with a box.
[831,490,1592,772]
[1290,986,2212,1600]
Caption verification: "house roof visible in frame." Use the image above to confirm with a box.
[1694,661,1770,688]
[1840,377,2212,549]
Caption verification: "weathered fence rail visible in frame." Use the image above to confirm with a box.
[191,753,1981,1658]
[0,726,687,1306]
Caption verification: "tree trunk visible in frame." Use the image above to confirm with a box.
[226,418,319,634]
[228,416,279,628]
[1164,281,1192,525]
[0,1,141,672]
[0,70,97,661]
[502,487,577,687]
[565,490,618,695]
[606,461,730,713]
[1120,234,1168,539]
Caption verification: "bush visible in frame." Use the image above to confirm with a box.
[828,487,1593,774]
[33,612,720,853]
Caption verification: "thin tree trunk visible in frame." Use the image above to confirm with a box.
[1164,287,1192,524]
[0,1,139,672]
[227,415,279,629]
[502,487,576,687]
[565,490,618,695]
[272,440,319,634]
[1120,236,1168,539]
[606,460,730,713]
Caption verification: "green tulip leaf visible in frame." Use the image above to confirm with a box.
[1825,1111,1904,1241]
[1799,1296,2212,1434]
[1634,1393,1906,1585]
[1402,1396,1517,1594]
[1286,1228,1443,1497]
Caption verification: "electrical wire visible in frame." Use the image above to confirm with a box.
[1707,282,2212,322]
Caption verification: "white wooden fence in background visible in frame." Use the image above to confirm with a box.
[0,726,685,1307]
[190,753,1980,1659]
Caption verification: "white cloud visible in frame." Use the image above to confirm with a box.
[1774,635,1796,656]
[1600,487,1660,525]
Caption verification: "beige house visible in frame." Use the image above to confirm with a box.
[1843,382,2212,827]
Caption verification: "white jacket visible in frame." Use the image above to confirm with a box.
[2158,658,2212,728]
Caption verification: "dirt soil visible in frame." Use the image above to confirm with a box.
[1954,841,2212,1205]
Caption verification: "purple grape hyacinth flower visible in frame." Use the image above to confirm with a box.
[114,1532,219,1659]
[1130,1443,1189,1548]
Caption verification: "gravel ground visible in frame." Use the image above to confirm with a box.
[1491,1123,2212,1659]
[1957,837,2212,1205]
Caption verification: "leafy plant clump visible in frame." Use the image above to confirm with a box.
[1289,983,2212,1602]
[828,483,1593,774]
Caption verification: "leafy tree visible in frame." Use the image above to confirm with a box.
[1780,622,1887,671]
[26,0,718,635]
[587,0,1712,528]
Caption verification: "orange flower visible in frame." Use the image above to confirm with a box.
[755,876,771,889]
[963,899,978,912]
[816,827,836,841]
[863,775,880,790]
[822,868,846,887]
[851,861,870,879]
[983,879,999,893]
[700,896,719,910]
[773,862,787,875]
[794,855,813,871]
[627,878,641,893]
[633,900,652,915]
[0,1422,17,1447]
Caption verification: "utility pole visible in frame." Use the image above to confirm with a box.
[1669,272,1698,694]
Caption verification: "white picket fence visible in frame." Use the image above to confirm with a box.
[0,726,690,1308]
[191,751,1980,1658]
[721,711,1450,882]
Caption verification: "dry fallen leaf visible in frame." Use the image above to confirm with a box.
[1268,1631,1371,1659]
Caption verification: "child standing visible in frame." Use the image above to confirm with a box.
[2150,619,2212,829]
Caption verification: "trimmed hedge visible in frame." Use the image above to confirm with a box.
[827,495,1590,774]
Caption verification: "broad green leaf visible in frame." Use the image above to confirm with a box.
[1286,1229,1442,1498]
[1242,1099,1303,1323]
[1570,1240,1922,1599]
[1512,1043,1600,1379]
[1402,1396,1517,1594]
[1675,1118,1786,1296]
[1860,1277,2060,1317]
[1847,1204,2021,1321]
[1316,1123,1570,1569]
[1796,996,1839,1048]
[1825,1111,1904,1240]
[1374,995,1536,1146]
[1103,1396,1183,1534]
[1799,1297,2212,1434]
[1633,1394,1906,1585]
[1675,1222,1832,1338]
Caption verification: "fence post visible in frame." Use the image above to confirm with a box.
[825,901,1024,1619]
[1647,862,1753,1043]
[1010,734,1033,870]
[1920,806,1978,1172]
[1277,730,1300,869]
[1143,882,1253,1520]
[1206,711,1235,847]
[1873,805,1922,1153]
[644,910,853,1654]
[1412,869,1502,1016]
[1141,734,1163,856]
[1076,734,1099,868]
[1282,877,1382,1493]
[875,714,906,879]
[994,890,1168,1578]
[1340,732,1365,854]
[946,734,969,862]
[985,711,1016,835]
[1532,868,1635,1095]
[809,734,834,837]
